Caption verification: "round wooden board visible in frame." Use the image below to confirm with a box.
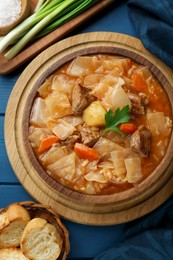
[5,32,173,225]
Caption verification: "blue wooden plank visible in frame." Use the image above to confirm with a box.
[0,65,26,114]
[0,142,19,183]
[64,220,125,259]
[0,116,3,136]
[0,184,34,207]
[0,116,19,183]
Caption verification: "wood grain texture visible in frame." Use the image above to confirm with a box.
[0,0,114,74]
[5,32,173,225]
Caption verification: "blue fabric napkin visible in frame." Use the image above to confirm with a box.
[127,0,173,69]
[94,197,173,260]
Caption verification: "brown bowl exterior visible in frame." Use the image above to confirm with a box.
[5,32,173,225]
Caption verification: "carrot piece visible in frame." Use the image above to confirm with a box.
[74,143,99,161]
[38,136,59,153]
[119,123,137,134]
[127,59,132,69]
[132,73,148,92]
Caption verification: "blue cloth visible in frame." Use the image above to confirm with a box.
[94,197,173,260]
[127,0,173,69]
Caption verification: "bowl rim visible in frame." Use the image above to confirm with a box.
[22,45,173,204]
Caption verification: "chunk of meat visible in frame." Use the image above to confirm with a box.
[77,123,100,147]
[60,131,81,148]
[130,125,151,157]
[71,84,95,115]
[128,92,149,116]
[139,92,149,106]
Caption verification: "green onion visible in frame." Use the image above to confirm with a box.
[0,0,98,60]
[35,0,97,39]
[34,0,47,13]
[35,0,95,39]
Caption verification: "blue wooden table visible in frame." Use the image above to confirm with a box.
[0,1,138,259]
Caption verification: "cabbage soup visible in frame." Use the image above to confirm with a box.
[29,55,172,195]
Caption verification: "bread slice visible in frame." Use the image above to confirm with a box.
[21,218,63,260]
[0,204,31,249]
[0,248,27,259]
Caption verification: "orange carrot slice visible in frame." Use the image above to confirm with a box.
[132,73,148,92]
[119,123,137,134]
[38,136,59,153]
[74,143,99,161]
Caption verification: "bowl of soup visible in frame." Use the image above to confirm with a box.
[5,32,173,224]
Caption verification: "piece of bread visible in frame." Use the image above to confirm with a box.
[21,217,63,260]
[0,204,31,249]
[0,248,27,259]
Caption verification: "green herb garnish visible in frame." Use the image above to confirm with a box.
[101,105,131,136]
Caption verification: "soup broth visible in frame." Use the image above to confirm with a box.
[29,55,172,195]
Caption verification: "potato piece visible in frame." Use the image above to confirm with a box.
[83,101,106,126]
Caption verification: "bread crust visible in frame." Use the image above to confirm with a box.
[21,218,63,260]
[0,248,27,259]
[0,204,31,249]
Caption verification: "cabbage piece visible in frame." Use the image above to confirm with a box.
[62,115,83,126]
[83,74,103,89]
[52,119,76,140]
[67,56,98,77]
[45,91,72,118]
[40,145,68,165]
[47,152,76,182]
[91,81,110,99]
[28,127,53,148]
[93,137,123,157]
[147,112,172,136]
[156,140,167,158]
[90,75,121,99]
[30,97,50,127]
[52,74,75,101]
[110,149,131,181]
[73,177,97,194]
[84,171,107,184]
[124,157,142,183]
[37,75,54,98]
[102,80,131,110]
[102,58,131,73]
[85,159,99,173]
[98,161,114,169]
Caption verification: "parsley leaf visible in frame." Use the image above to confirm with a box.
[101,105,131,136]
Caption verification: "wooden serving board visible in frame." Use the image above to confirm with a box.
[0,0,114,74]
[5,32,173,225]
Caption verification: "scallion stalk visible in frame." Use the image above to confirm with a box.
[34,0,47,12]
[36,0,97,38]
